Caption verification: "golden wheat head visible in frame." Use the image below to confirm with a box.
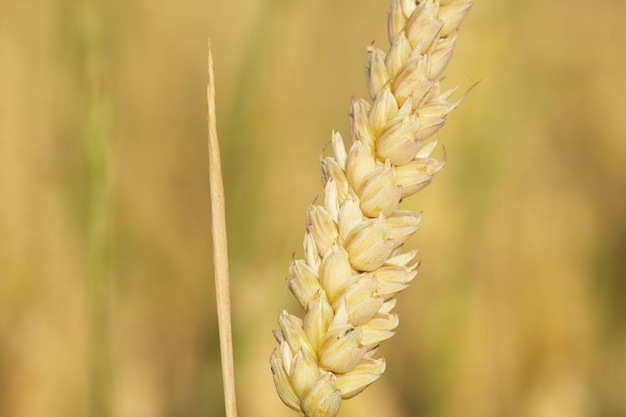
[270,1,472,416]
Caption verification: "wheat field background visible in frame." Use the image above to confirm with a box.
[1,1,625,417]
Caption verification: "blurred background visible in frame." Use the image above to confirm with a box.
[1,0,625,416]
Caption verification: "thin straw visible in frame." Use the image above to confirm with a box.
[207,40,238,417]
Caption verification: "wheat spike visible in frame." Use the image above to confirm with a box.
[270,1,472,416]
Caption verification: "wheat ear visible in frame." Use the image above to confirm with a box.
[270,1,471,416]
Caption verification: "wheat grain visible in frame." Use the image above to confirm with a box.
[270,1,471,416]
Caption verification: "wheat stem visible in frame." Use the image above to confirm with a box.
[207,40,238,417]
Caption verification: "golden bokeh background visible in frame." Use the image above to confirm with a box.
[1,1,625,416]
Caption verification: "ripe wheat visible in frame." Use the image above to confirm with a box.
[270,1,471,416]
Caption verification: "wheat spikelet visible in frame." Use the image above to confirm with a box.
[270,1,471,415]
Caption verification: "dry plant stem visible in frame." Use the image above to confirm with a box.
[207,40,238,417]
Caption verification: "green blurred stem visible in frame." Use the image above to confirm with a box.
[81,1,113,416]
[223,0,293,261]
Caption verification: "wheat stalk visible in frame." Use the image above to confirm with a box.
[270,1,472,416]
[208,41,238,417]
